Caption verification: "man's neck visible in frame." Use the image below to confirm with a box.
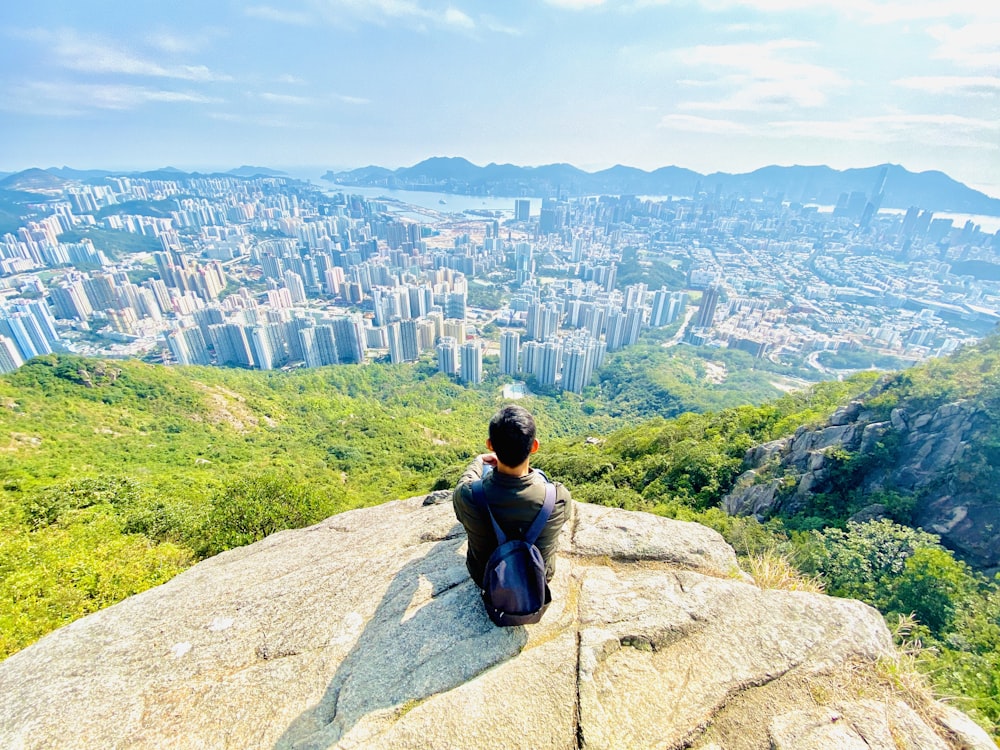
[494,459,531,477]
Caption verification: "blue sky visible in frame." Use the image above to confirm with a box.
[2,1,998,195]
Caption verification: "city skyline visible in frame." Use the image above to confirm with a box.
[1,1,998,197]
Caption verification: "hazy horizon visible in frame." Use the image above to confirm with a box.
[2,1,998,195]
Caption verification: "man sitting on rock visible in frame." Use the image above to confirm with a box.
[452,404,573,591]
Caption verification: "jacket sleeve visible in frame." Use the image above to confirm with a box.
[452,456,487,536]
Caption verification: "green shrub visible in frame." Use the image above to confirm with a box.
[201,472,335,555]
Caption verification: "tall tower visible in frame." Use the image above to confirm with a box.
[0,335,24,374]
[460,340,482,384]
[500,330,521,376]
[437,336,459,376]
[332,315,365,364]
[538,340,562,388]
[695,285,721,329]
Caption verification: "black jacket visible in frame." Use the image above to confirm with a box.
[452,456,573,587]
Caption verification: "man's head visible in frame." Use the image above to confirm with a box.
[487,404,538,468]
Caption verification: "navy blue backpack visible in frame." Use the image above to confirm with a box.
[471,479,555,626]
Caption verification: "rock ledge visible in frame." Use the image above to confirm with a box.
[0,498,994,750]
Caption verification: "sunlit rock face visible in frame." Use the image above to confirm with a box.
[0,497,994,750]
[725,394,1000,572]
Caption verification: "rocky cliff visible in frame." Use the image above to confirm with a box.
[723,381,1000,572]
[0,496,993,750]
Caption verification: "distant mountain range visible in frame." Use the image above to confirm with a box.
[325,157,1000,217]
[2,161,997,218]
[0,166,288,192]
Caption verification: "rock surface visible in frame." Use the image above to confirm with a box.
[723,395,1000,571]
[0,498,994,750]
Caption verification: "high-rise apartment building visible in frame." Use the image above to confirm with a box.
[210,323,254,368]
[437,336,458,376]
[0,335,25,373]
[249,326,276,370]
[460,340,482,384]
[623,306,644,348]
[332,315,365,364]
[561,338,603,395]
[500,330,520,376]
[166,326,210,365]
[50,281,93,321]
[605,309,627,352]
[537,340,562,387]
[695,285,721,329]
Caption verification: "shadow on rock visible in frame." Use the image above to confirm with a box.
[274,522,528,749]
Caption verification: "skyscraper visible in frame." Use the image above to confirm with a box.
[605,309,627,352]
[400,319,419,362]
[210,323,254,368]
[283,270,307,305]
[537,340,562,387]
[387,321,404,364]
[50,282,93,321]
[437,336,458,376]
[249,326,276,370]
[500,330,520,376]
[166,326,210,365]
[0,335,24,374]
[332,315,365,364]
[460,340,482,384]
[623,306,644,347]
[695,285,721,329]
[446,291,467,320]
[514,199,530,222]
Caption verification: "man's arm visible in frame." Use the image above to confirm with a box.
[452,454,496,519]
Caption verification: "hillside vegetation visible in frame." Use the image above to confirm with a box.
[1,336,998,738]
[535,334,1000,736]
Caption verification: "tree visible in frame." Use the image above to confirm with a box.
[890,546,973,635]
[202,472,331,555]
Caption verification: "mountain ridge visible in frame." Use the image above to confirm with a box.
[2,497,994,749]
[1,339,999,737]
[325,159,1000,216]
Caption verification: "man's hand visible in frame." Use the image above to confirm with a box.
[481,453,498,467]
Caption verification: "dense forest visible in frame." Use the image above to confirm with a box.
[0,335,998,738]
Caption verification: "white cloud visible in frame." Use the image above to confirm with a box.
[768,113,999,149]
[673,40,847,111]
[632,0,999,25]
[927,23,1000,70]
[258,92,314,105]
[894,75,1000,96]
[336,94,371,104]
[245,6,314,25]
[658,111,998,152]
[444,7,475,29]
[3,81,219,115]
[481,15,523,35]
[249,0,482,32]
[658,114,750,134]
[17,28,232,82]
[145,28,226,54]
[208,112,308,128]
[544,0,607,8]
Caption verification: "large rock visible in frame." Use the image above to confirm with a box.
[0,499,994,750]
[723,397,1000,570]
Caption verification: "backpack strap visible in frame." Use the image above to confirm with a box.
[523,483,556,546]
[471,479,507,544]
[470,478,555,547]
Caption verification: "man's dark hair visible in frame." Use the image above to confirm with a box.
[489,404,537,467]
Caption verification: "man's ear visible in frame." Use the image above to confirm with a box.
[530,438,539,454]
[486,438,494,451]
